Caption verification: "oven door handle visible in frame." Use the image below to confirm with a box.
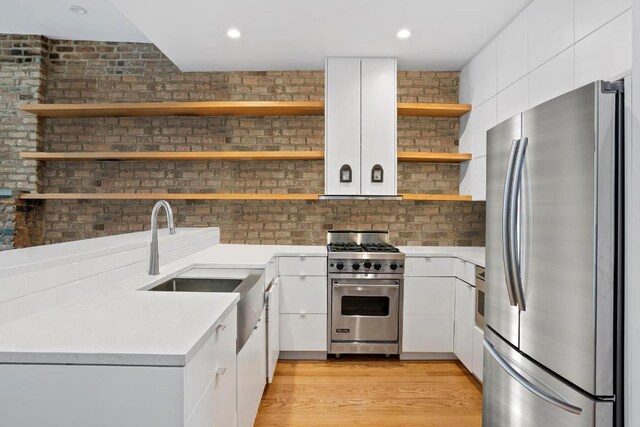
[333,283,399,289]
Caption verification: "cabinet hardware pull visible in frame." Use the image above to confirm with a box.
[216,367,227,376]
[216,324,227,332]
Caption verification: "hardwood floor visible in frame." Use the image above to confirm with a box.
[255,357,482,427]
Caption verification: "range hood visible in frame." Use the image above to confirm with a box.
[323,57,398,199]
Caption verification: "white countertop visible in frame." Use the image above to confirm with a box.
[0,240,482,367]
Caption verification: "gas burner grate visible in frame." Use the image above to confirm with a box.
[328,243,364,252]
[360,243,400,253]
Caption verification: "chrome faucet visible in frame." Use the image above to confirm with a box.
[148,200,176,275]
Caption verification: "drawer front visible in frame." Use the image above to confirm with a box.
[279,275,327,314]
[402,314,453,353]
[184,306,237,419]
[404,257,453,277]
[454,279,475,328]
[454,258,476,286]
[280,314,327,351]
[403,277,454,316]
[186,351,237,427]
[278,256,327,276]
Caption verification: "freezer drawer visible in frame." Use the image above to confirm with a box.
[483,328,613,427]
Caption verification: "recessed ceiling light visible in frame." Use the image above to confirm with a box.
[227,29,242,39]
[397,29,411,39]
[69,5,88,15]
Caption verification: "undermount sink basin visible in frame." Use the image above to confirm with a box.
[148,277,243,293]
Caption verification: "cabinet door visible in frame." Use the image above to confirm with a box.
[454,319,473,372]
[403,314,453,353]
[279,275,327,314]
[280,314,327,351]
[472,326,484,382]
[267,279,280,383]
[237,310,266,427]
[454,279,475,328]
[403,277,454,316]
[325,58,361,195]
[361,58,397,195]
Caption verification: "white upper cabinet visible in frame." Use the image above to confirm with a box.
[325,58,362,195]
[497,76,528,124]
[497,7,529,91]
[528,0,574,70]
[460,40,497,106]
[574,0,631,42]
[361,58,397,196]
[528,47,574,108]
[325,57,397,196]
[574,10,632,88]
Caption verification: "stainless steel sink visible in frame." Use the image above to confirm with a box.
[148,277,243,293]
[145,270,265,353]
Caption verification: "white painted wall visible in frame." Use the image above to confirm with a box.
[627,1,639,426]
[459,0,632,200]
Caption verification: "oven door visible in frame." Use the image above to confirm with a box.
[331,278,400,342]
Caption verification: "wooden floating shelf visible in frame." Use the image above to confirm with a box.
[19,193,472,201]
[20,151,471,163]
[397,103,471,118]
[20,101,471,119]
[401,194,472,201]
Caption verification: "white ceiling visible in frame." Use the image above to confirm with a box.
[0,0,148,42]
[1,0,531,72]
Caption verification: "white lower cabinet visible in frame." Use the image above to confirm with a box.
[402,314,453,353]
[454,321,473,371]
[472,325,484,383]
[186,352,237,427]
[0,307,239,427]
[237,308,267,427]
[402,277,454,353]
[280,313,327,351]
[453,279,475,373]
[266,278,280,383]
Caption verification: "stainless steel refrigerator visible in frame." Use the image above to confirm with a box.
[483,80,624,427]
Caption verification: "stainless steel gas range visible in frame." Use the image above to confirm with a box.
[326,230,405,356]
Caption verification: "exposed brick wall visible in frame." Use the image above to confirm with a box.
[3,38,485,247]
[0,35,48,248]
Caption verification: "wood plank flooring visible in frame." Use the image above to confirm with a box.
[255,357,482,427]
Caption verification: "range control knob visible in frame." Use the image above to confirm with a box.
[352,262,360,271]
[373,263,382,271]
[336,262,344,271]
[363,261,372,269]
[390,263,398,271]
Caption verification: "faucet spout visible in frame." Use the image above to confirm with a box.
[149,200,176,275]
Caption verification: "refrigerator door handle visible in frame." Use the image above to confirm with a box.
[483,339,583,415]
[502,138,520,306]
[509,136,528,311]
